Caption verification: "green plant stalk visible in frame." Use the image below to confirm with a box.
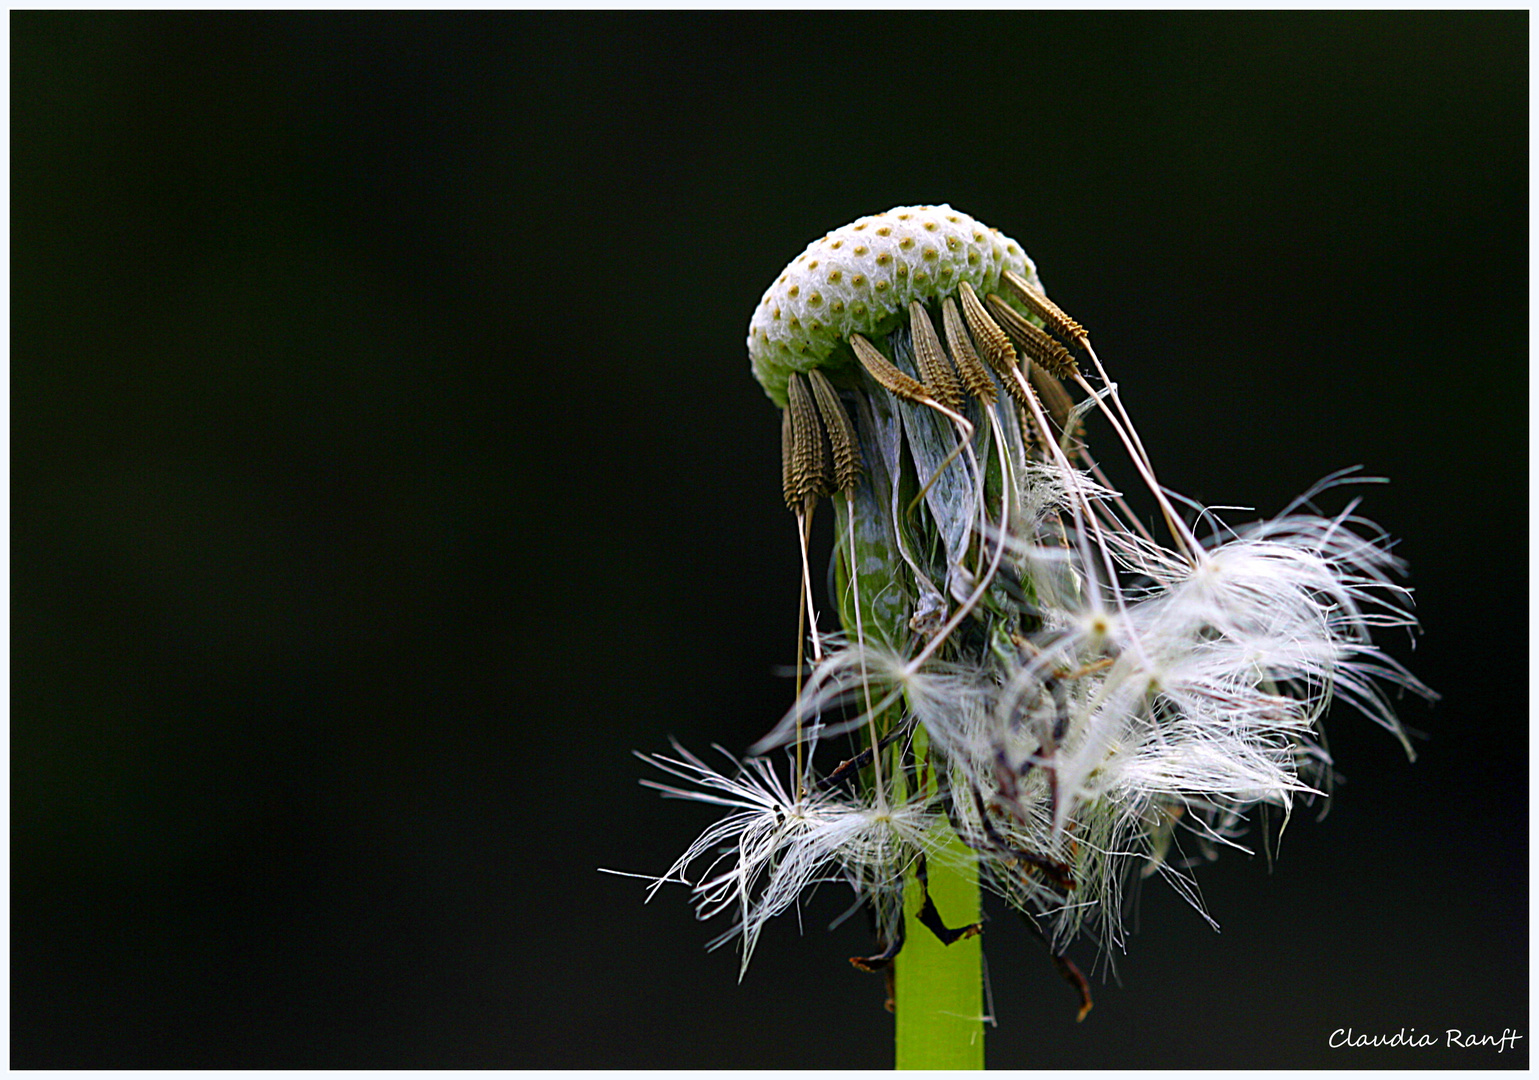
[894,724,984,1070]
[834,372,994,1070]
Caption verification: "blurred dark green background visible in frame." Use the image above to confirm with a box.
[13,11,1527,1069]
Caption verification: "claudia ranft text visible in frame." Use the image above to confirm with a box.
[1329,1028,1523,1053]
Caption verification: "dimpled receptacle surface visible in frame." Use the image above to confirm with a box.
[748,205,1042,406]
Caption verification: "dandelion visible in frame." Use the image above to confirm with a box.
[620,205,1433,1067]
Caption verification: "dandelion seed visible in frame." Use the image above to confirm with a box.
[617,205,1432,1064]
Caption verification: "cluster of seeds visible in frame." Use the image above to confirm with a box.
[780,267,1092,514]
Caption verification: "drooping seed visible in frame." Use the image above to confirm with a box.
[958,282,1031,406]
[786,372,831,508]
[780,405,798,512]
[909,301,963,410]
[1028,366,1085,450]
[1002,269,1086,345]
[941,297,997,406]
[985,293,1081,380]
[807,368,863,494]
[851,333,933,406]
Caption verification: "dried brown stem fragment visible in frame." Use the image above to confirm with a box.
[1051,952,1094,1022]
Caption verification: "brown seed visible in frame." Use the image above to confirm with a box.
[850,334,933,406]
[985,294,1081,380]
[807,368,863,494]
[780,405,798,513]
[958,281,1029,406]
[1029,366,1085,451]
[941,297,997,406]
[909,301,963,410]
[1001,269,1086,345]
[1017,400,1046,458]
[786,372,831,508]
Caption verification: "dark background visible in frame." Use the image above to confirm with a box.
[13,11,1527,1069]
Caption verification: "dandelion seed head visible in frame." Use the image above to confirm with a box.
[748,205,1041,406]
[627,207,1431,997]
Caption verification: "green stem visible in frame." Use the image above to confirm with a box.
[835,386,989,1068]
[894,730,984,1070]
